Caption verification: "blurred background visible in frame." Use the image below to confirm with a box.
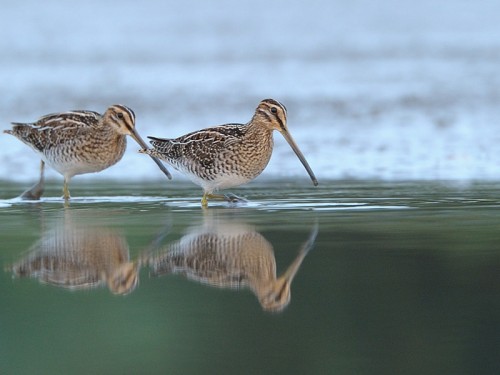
[1,0,500,183]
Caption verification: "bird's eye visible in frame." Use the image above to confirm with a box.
[271,107,277,114]
[117,112,124,119]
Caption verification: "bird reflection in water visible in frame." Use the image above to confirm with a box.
[8,215,138,295]
[144,216,318,312]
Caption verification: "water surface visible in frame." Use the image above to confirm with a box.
[1,180,499,374]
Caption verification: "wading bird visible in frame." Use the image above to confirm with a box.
[4,104,171,200]
[141,99,317,207]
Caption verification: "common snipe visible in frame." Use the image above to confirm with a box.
[4,104,172,200]
[144,217,318,312]
[8,214,138,295]
[141,99,318,207]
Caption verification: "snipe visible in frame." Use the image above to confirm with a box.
[144,217,318,312]
[141,99,318,207]
[4,104,172,200]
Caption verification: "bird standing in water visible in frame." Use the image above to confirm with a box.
[141,99,318,207]
[4,104,171,201]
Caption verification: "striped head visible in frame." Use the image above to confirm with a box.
[108,262,139,295]
[259,277,292,313]
[102,104,173,179]
[253,99,288,132]
[103,104,136,135]
[253,99,318,186]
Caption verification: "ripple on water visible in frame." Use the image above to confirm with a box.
[0,195,414,211]
[252,200,412,211]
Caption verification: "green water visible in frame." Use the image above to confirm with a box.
[1,180,500,375]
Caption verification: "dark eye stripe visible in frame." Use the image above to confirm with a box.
[266,104,286,129]
[110,105,136,132]
[274,112,285,130]
[112,105,135,123]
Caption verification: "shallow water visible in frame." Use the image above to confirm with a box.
[1,180,500,375]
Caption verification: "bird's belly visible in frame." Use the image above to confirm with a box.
[185,170,252,192]
[45,157,110,177]
[43,146,124,178]
[168,144,272,192]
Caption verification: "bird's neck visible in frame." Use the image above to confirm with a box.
[243,121,275,169]
[98,120,123,139]
[245,120,273,142]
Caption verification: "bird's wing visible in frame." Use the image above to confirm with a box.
[148,124,245,161]
[7,110,101,151]
[13,110,101,130]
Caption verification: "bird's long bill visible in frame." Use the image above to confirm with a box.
[281,223,318,282]
[280,130,318,186]
[130,129,172,180]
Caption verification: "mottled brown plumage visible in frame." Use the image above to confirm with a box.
[144,218,318,312]
[4,104,171,200]
[142,99,318,207]
[8,220,138,295]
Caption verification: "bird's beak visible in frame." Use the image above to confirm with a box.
[130,128,172,180]
[279,129,318,186]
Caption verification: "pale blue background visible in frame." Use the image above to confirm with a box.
[1,0,499,182]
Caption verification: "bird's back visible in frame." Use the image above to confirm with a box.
[149,124,244,161]
[6,110,101,151]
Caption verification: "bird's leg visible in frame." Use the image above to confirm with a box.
[201,192,210,208]
[62,177,71,201]
[223,193,246,203]
[20,160,45,200]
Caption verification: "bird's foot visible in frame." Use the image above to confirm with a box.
[223,193,247,204]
